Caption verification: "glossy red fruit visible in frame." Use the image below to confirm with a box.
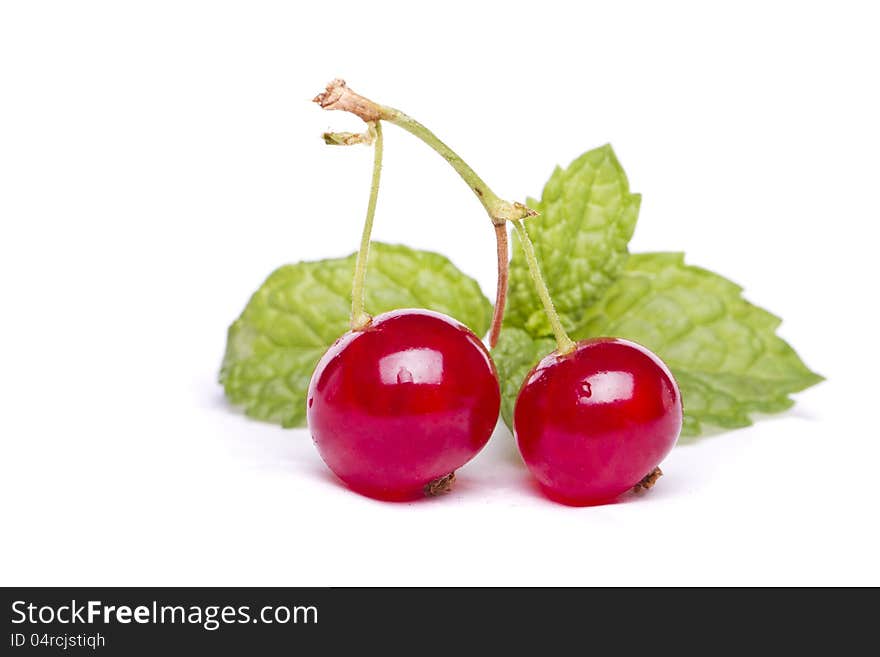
[307,309,501,501]
[514,338,682,506]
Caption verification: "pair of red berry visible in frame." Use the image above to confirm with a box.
[307,80,682,505]
[307,308,682,505]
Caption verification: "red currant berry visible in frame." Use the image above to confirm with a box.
[514,338,682,506]
[307,309,501,501]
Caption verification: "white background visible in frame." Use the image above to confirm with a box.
[2,1,878,586]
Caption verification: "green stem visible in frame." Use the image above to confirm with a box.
[314,79,535,347]
[512,219,575,355]
[350,122,383,330]
[378,108,507,220]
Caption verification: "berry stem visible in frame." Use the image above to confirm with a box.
[380,107,506,218]
[350,122,383,330]
[489,223,509,348]
[314,79,535,346]
[512,219,575,355]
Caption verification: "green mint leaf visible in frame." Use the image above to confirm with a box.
[572,253,823,436]
[493,253,822,436]
[505,144,640,336]
[220,242,493,428]
[492,327,555,429]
